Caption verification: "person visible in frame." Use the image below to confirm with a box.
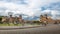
[43,21,47,26]
[54,21,57,24]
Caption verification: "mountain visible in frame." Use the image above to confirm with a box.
[23,15,40,20]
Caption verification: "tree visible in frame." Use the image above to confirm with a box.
[8,12,13,16]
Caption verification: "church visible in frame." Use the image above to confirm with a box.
[40,14,60,24]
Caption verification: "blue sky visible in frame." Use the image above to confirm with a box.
[0,0,60,20]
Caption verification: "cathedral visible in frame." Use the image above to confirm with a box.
[40,14,60,24]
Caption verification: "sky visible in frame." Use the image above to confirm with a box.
[0,0,60,20]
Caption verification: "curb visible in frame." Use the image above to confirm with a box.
[0,25,41,30]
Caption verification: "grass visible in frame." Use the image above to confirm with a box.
[0,23,40,26]
[0,23,22,26]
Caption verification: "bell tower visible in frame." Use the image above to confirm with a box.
[10,15,12,17]
[19,15,22,19]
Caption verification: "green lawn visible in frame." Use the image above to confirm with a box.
[0,23,40,26]
[0,23,22,26]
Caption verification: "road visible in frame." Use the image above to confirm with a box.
[0,24,60,34]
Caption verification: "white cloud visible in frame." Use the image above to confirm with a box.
[0,0,60,19]
[42,9,60,19]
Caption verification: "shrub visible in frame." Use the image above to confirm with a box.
[32,20,41,24]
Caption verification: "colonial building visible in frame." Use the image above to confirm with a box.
[1,15,24,24]
[40,14,60,24]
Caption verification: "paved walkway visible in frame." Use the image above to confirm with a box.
[0,24,41,30]
[0,24,60,30]
[0,24,60,34]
